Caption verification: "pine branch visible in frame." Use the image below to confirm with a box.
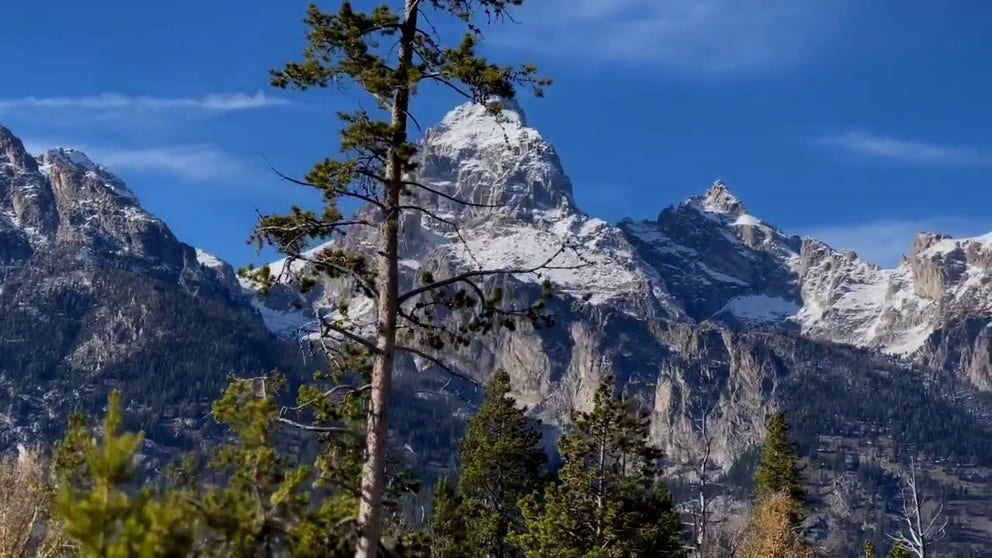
[397,241,576,304]
[318,318,381,354]
[268,164,386,209]
[394,344,479,385]
[402,179,508,208]
[281,384,372,413]
[283,250,380,298]
[275,417,359,436]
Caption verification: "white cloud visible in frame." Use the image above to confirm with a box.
[92,145,258,183]
[800,217,992,268]
[491,0,851,72]
[23,139,258,184]
[0,91,289,115]
[816,131,992,165]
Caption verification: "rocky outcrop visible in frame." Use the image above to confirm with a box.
[0,125,298,451]
[239,100,992,553]
[4,99,992,553]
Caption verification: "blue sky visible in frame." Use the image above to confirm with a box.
[1,0,990,268]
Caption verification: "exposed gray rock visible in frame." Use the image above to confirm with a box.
[243,100,992,554]
[0,125,299,453]
[4,100,992,555]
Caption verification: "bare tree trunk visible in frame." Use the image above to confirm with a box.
[675,408,719,557]
[887,457,947,558]
[354,1,418,556]
[910,463,926,558]
[695,420,712,557]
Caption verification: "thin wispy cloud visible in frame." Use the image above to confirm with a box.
[93,145,259,183]
[817,131,992,165]
[0,91,290,115]
[801,217,992,268]
[492,0,853,72]
[23,139,259,184]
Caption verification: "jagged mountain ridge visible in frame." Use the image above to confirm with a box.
[253,101,991,390]
[3,100,992,554]
[246,101,992,554]
[0,125,300,451]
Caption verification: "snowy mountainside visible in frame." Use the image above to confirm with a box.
[0,123,299,452]
[794,230,992,357]
[414,100,669,313]
[248,100,991,393]
[623,181,991,368]
[3,103,992,552]
[247,100,686,338]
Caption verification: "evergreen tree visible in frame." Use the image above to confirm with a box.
[427,478,469,557]
[753,410,806,525]
[55,376,375,557]
[887,542,911,558]
[516,376,685,557]
[194,375,361,557]
[864,540,877,557]
[459,370,546,557]
[244,2,559,555]
[57,391,196,557]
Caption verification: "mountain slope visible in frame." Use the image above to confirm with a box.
[0,125,301,451]
[620,180,991,385]
[246,101,992,554]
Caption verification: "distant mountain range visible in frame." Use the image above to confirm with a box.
[2,101,991,555]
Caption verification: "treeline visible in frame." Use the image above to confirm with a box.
[0,266,301,447]
[0,369,936,557]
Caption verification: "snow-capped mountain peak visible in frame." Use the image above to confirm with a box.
[38,147,141,204]
[46,148,99,171]
[427,97,530,152]
[0,125,38,170]
[231,99,992,391]
[696,180,747,216]
[0,124,210,280]
[417,99,577,223]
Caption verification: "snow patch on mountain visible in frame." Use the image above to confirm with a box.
[427,99,531,153]
[227,101,991,379]
[195,249,225,270]
[720,295,801,323]
[447,213,651,305]
[920,232,992,257]
[58,148,98,171]
[251,301,313,339]
[733,214,762,227]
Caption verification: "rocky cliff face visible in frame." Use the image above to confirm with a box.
[246,101,992,554]
[251,99,991,424]
[3,100,991,554]
[0,125,297,451]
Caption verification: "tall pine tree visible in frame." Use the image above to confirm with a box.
[426,477,469,558]
[516,376,685,558]
[56,391,196,557]
[458,370,546,557]
[753,410,806,525]
[245,3,561,555]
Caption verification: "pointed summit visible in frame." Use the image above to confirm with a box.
[699,180,746,215]
[38,147,140,203]
[444,96,527,126]
[426,98,532,153]
[42,148,100,172]
[0,125,38,171]
[418,99,576,223]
